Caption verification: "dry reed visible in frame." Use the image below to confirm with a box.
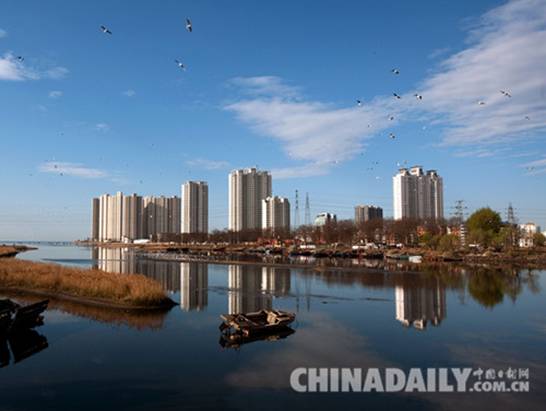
[0,258,172,307]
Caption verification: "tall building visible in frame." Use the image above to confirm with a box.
[354,205,383,224]
[91,197,100,241]
[94,193,180,242]
[228,168,272,231]
[122,194,143,240]
[98,192,123,241]
[262,196,290,232]
[393,166,444,220]
[181,181,209,234]
[143,195,181,238]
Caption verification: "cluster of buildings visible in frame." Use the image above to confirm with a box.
[91,165,448,242]
[91,168,291,242]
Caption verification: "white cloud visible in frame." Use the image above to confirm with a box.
[226,76,406,178]
[0,52,68,81]
[95,123,110,132]
[38,162,108,179]
[0,29,7,39]
[229,76,301,98]
[122,89,136,97]
[418,0,546,146]
[44,66,69,79]
[48,90,63,98]
[185,158,229,170]
[226,1,546,177]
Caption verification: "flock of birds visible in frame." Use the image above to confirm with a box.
[14,18,534,182]
[356,67,527,143]
[100,18,193,72]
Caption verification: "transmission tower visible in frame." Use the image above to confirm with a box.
[452,200,467,224]
[451,200,468,246]
[304,192,311,225]
[507,203,517,225]
[294,190,300,229]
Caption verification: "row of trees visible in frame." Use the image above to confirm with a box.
[170,207,544,251]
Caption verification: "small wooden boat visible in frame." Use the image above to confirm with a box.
[0,299,48,334]
[219,327,294,349]
[220,309,296,337]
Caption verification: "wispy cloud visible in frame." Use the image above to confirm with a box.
[226,76,402,178]
[185,158,230,170]
[95,123,110,132]
[122,89,136,97]
[521,156,546,175]
[48,90,63,99]
[418,0,546,146]
[38,162,108,179]
[226,0,546,178]
[228,76,301,98]
[0,29,7,39]
[0,52,68,81]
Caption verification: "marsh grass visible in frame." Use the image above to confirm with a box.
[0,258,171,307]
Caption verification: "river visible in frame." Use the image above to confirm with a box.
[1,244,544,410]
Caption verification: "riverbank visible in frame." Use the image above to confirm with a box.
[78,240,546,270]
[0,244,37,258]
[0,258,176,310]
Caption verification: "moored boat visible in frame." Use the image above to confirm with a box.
[220,309,296,337]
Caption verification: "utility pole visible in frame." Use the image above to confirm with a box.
[294,190,300,229]
[305,192,311,226]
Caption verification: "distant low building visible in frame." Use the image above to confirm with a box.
[314,212,337,226]
[519,222,539,248]
[354,205,383,224]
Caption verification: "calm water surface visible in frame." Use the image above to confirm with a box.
[1,244,545,410]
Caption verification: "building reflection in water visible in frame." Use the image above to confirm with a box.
[394,278,446,330]
[180,263,208,311]
[95,248,294,315]
[228,266,291,314]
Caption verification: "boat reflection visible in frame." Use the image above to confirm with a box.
[1,328,48,367]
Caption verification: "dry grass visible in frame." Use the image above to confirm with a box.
[0,259,172,307]
[0,246,18,258]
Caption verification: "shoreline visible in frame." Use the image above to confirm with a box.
[0,286,176,311]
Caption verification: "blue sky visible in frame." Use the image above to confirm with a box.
[1,0,545,240]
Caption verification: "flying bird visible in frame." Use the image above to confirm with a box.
[356,99,362,107]
[100,25,112,35]
[478,101,486,105]
[16,56,24,62]
[391,68,400,75]
[525,115,531,120]
[186,18,193,32]
[393,93,401,99]
[389,133,396,139]
[500,90,512,98]
[175,59,186,70]
[414,93,423,100]
[389,115,395,121]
